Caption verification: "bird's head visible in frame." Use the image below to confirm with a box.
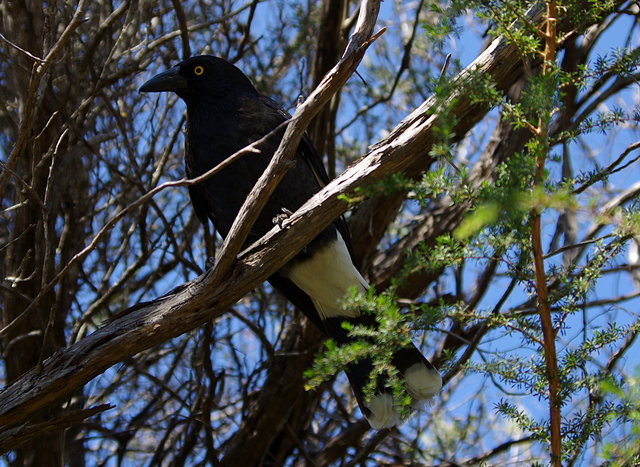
[139,55,257,102]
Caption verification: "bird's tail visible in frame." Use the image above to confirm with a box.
[283,233,441,428]
[325,317,442,430]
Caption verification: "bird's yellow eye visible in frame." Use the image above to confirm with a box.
[194,65,204,76]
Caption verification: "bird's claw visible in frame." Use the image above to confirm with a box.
[273,207,294,228]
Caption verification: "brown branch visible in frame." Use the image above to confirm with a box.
[0,31,45,63]
[220,320,323,465]
[530,213,561,463]
[171,0,191,59]
[530,2,561,464]
[0,0,88,202]
[309,0,348,177]
[458,435,537,466]
[0,404,112,453]
[315,420,370,465]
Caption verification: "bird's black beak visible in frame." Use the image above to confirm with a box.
[139,66,187,93]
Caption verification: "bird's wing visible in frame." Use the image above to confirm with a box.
[187,185,213,226]
[259,96,359,266]
[267,273,324,330]
[259,96,331,187]
[185,136,215,226]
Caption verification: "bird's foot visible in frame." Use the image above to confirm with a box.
[273,207,294,228]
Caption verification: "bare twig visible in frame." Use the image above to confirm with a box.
[0,32,44,62]
[171,0,191,59]
[0,0,88,202]
[0,404,112,453]
[0,130,270,338]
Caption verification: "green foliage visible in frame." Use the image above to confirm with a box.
[305,287,442,415]
[495,399,544,437]
[509,70,560,130]
[593,47,640,77]
[458,0,543,56]
[599,369,640,465]
[338,172,413,204]
[453,150,540,240]
[421,2,465,45]
[377,1,640,463]
[404,234,468,277]
[461,221,637,460]
[466,69,504,108]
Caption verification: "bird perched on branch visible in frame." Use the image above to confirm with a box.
[140,55,441,429]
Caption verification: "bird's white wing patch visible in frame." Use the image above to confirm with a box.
[283,234,368,319]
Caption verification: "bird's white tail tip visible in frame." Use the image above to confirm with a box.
[366,393,402,429]
[365,365,442,429]
[405,363,442,401]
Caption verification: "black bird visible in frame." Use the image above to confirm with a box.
[140,55,441,428]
